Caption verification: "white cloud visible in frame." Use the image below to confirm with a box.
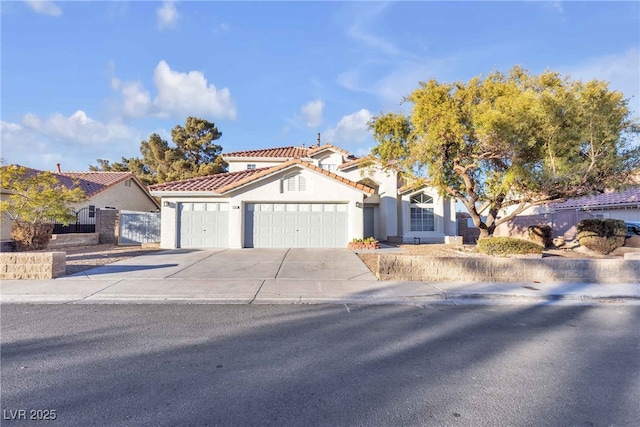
[1,116,141,171]
[157,1,179,30]
[544,1,564,14]
[153,60,237,120]
[324,109,373,144]
[564,48,640,113]
[343,2,401,56]
[112,60,237,121]
[24,0,61,17]
[300,100,324,128]
[21,110,136,144]
[338,58,450,106]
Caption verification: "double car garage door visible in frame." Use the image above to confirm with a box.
[178,202,348,248]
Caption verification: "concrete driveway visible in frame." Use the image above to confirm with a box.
[66,248,377,281]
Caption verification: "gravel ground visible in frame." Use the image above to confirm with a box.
[62,244,162,275]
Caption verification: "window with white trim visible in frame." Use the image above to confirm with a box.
[247,164,256,170]
[410,193,434,231]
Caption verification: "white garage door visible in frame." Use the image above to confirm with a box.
[245,203,348,248]
[178,202,229,248]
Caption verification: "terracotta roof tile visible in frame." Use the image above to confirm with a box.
[60,171,137,198]
[550,186,640,209]
[307,143,350,156]
[148,167,270,193]
[222,143,351,160]
[222,146,310,159]
[150,160,375,195]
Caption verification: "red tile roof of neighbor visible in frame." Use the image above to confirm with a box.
[149,160,375,195]
[60,171,140,198]
[222,144,350,159]
[1,166,152,200]
[549,185,640,210]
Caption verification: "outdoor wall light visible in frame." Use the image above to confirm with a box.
[356,202,363,208]
[163,201,170,207]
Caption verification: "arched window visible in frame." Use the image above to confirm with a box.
[410,192,434,231]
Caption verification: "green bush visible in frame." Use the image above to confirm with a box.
[476,237,543,256]
[527,224,553,248]
[576,219,626,254]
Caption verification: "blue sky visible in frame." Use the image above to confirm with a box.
[1,1,638,172]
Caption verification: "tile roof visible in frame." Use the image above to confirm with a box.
[338,156,374,170]
[222,143,350,160]
[148,167,270,192]
[307,143,350,156]
[1,166,154,202]
[149,160,375,195]
[60,171,139,198]
[549,185,640,210]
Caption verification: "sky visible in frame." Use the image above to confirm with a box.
[1,1,639,172]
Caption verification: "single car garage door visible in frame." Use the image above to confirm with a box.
[245,203,348,248]
[178,202,229,248]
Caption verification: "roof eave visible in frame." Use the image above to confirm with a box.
[222,156,293,162]
[150,191,222,197]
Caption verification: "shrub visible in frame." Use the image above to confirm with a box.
[476,237,543,256]
[11,221,55,251]
[576,219,626,254]
[527,224,553,248]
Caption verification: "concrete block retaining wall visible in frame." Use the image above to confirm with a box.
[375,255,640,283]
[47,233,99,249]
[0,252,66,279]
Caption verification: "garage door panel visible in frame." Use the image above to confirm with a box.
[178,202,229,248]
[246,203,348,248]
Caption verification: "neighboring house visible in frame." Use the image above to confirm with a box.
[494,185,640,240]
[1,166,160,240]
[149,143,456,249]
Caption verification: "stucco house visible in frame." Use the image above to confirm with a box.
[149,143,456,249]
[1,167,159,240]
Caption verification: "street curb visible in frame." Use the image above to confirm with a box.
[2,293,638,305]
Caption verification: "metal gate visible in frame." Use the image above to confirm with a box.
[119,211,161,245]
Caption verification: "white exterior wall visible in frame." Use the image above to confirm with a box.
[401,189,450,243]
[311,152,344,170]
[155,166,367,249]
[227,160,284,173]
[339,166,399,240]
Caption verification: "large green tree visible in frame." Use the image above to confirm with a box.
[91,116,227,184]
[370,66,640,239]
[1,165,86,249]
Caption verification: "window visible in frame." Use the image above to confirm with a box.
[320,163,336,172]
[88,205,96,218]
[247,164,256,170]
[411,193,433,204]
[410,207,434,231]
[409,192,434,232]
[124,179,132,187]
[284,174,306,192]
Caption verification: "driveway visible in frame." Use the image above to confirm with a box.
[66,248,376,281]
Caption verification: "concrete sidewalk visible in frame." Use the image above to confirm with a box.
[1,277,639,305]
[1,248,638,305]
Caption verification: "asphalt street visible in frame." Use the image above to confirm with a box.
[1,304,639,426]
